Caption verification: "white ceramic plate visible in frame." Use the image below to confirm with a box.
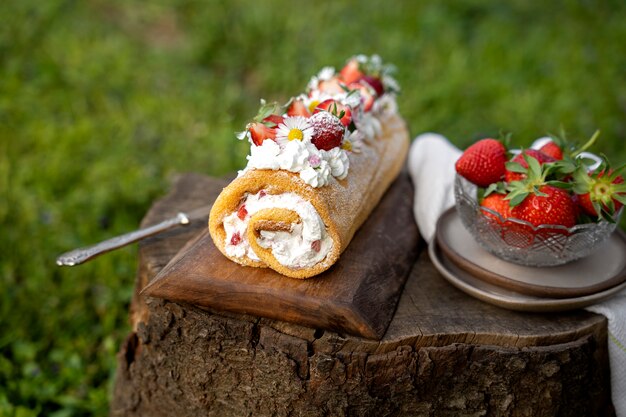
[435,208,626,299]
[429,210,626,312]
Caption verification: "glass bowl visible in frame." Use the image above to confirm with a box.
[454,174,622,267]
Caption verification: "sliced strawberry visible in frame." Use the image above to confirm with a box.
[309,111,345,151]
[248,122,276,146]
[505,149,555,183]
[339,59,364,84]
[313,99,352,127]
[455,138,507,187]
[230,231,241,246]
[318,77,345,95]
[237,205,248,220]
[538,140,563,160]
[286,99,311,118]
[347,82,375,112]
[360,75,384,96]
[262,114,285,127]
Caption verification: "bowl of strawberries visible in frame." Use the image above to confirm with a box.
[454,133,625,267]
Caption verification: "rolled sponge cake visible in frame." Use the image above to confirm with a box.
[208,112,409,279]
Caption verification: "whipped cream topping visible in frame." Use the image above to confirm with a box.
[223,191,333,269]
[245,137,350,188]
[239,55,399,188]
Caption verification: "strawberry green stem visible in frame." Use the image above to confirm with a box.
[573,130,600,157]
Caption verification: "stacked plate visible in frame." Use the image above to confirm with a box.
[429,208,626,312]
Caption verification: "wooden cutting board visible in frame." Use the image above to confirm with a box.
[142,171,421,340]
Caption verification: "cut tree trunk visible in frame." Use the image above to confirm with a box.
[110,173,614,417]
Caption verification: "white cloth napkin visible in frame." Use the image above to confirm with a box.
[408,133,626,416]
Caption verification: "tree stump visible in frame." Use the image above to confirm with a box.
[111,173,615,417]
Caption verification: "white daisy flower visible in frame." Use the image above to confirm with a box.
[275,116,314,148]
[307,66,336,91]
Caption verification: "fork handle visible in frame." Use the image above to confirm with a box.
[56,213,190,266]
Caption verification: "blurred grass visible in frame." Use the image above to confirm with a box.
[1,0,625,414]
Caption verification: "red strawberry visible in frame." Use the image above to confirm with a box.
[262,114,284,127]
[247,122,277,146]
[510,185,577,228]
[505,149,555,182]
[481,192,533,247]
[576,169,625,218]
[455,139,507,187]
[230,231,241,246]
[237,205,248,220]
[317,77,345,95]
[309,111,345,151]
[287,99,311,118]
[480,193,511,223]
[339,59,364,84]
[347,82,375,112]
[539,140,563,160]
[360,75,384,96]
[314,99,352,127]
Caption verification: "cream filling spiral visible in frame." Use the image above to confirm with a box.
[223,190,333,269]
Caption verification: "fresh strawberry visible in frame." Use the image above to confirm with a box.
[286,99,311,118]
[311,240,321,253]
[539,140,563,160]
[360,75,384,96]
[505,149,555,182]
[347,82,375,112]
[574,168,626,218]
[482,192,534,247]
[510,185,577,228]
[505,157,577,229]
[230,231,241,246]
[317,77,345,95]
[339,58,364,84]
[455,138,507,187]
[247,122,276,146]
[313,99,352,127]
[237,205,248,220]
[262,114,284,127]
[309,111,345,151]
[480,193,511,223]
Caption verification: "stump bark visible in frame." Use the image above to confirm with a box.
[111,173,615,417]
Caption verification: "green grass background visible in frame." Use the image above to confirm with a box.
[1,0,625,415]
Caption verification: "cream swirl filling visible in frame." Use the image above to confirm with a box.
[223,191,333,269]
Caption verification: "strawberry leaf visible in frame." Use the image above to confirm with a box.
[498,131,512,148]
[253,100,284,123]
[592,200,603,217]
[531,185,548,197]
[507,191,529,207]
[546,180,573,190]
[484,182,506,197]
[505,161,526,173]
[572,182,588,195]
[613,193,626,205]
[525,154,542,178]
[552,160,577,174]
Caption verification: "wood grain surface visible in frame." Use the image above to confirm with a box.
[137,173,609,350]
[142,171,421,340]
[111,173,615,416]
